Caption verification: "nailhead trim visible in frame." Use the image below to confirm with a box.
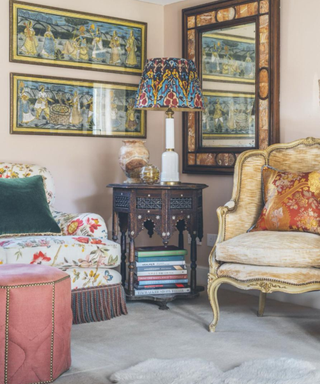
[0,275,69,290]
[2,276,69,384]
[4,288,9,384]
[50,283,55,382]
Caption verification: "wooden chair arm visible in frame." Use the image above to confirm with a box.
[208,150,267,274]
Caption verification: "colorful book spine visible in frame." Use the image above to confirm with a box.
[135,284,188,289]
[136,265,186,272]
[136,260,185,267]
[136,279,188,286]
[135,249,187,257]
[133,247,189,295]
[134,287,191,296]
[136,255,185,262]
[136,270,187,277]
[136,274,188,281]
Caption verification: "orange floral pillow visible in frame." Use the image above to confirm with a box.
[249,166,320,234]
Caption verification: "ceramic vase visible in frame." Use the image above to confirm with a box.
[119,140,150,184]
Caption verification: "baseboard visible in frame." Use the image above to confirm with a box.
[196,265,320,310]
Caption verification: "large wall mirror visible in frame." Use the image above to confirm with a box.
[182,0,280,174]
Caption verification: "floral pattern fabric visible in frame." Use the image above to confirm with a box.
[0,234,121,290]
[52,211,108,238]
[67,267,121,290]
[0,162,122,291]
[250,166,320,234]
[0,235,120,269]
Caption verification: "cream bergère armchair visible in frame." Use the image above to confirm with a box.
[208,137,320,332]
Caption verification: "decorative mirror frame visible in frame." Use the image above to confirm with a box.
[182,0,280,174]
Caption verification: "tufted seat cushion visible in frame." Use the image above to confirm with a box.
[216,231,320,268]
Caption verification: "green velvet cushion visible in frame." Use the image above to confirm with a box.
[0,175,61,237]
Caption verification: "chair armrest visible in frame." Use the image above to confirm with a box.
[208,150,267,274]
[208,204,230,274]
[52,210,108,238]
[222,150,267,241]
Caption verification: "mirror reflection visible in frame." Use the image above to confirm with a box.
[201,23,256,148]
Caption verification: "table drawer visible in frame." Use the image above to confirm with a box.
[169,190,194,211]
[135,190,163,210]
[114,190,131,210]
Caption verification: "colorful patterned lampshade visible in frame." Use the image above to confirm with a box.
[135,57,203,185]
[135,58,204,111]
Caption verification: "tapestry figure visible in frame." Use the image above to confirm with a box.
[109,31,121,65]
[125,99,138,131]
[21,21,38,56]
[34,85,53,120]
[69,91,83,125]
[126,30,137,66]
[41,25,55,58]
[91,27,106,61]
[110,91,121,129]
[18,83,35,124]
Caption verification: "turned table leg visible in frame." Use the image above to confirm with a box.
[118,213,128,287]
[128,236,135,296]
[112,211,118,243]
[120,231,127,286]
[190,233,197,293]
[177,220,185,250]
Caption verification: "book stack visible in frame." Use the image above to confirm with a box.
[134,246,190,296]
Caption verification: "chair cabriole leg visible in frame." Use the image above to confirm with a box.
[208,279,221,333]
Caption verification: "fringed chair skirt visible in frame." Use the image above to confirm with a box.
[72,283,128,324]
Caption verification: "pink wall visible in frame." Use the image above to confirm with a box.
[3,0,320,269]
[1,0,164,241]
[280,0,320,142]
[164,0,320,267]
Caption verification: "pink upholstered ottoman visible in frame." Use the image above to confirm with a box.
[0,264,72,384]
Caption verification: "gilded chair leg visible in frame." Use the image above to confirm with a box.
[208,280,221,332]
[258,292,267,317]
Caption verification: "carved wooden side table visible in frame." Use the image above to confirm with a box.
[107,183,208,309]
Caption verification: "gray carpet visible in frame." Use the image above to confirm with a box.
[56,289,320,384]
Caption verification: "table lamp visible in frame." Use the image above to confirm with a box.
[135,58,204,185]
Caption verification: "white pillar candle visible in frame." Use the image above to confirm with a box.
[165,118,175,149]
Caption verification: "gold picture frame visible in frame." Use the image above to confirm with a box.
[11,73,146,138]
[10,0,147,75]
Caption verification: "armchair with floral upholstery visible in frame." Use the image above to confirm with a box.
[208,138,320,332]
[0,163,127,323]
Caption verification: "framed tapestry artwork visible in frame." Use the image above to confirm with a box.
[10,73,146,138]
[202,90,255,148]
[182,0,280,174]
[202,31,255,84]
[9,0,147,75]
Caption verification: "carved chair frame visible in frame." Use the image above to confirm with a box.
[207,137,320,332]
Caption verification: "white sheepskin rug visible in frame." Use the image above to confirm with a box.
[110,357,320,384]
